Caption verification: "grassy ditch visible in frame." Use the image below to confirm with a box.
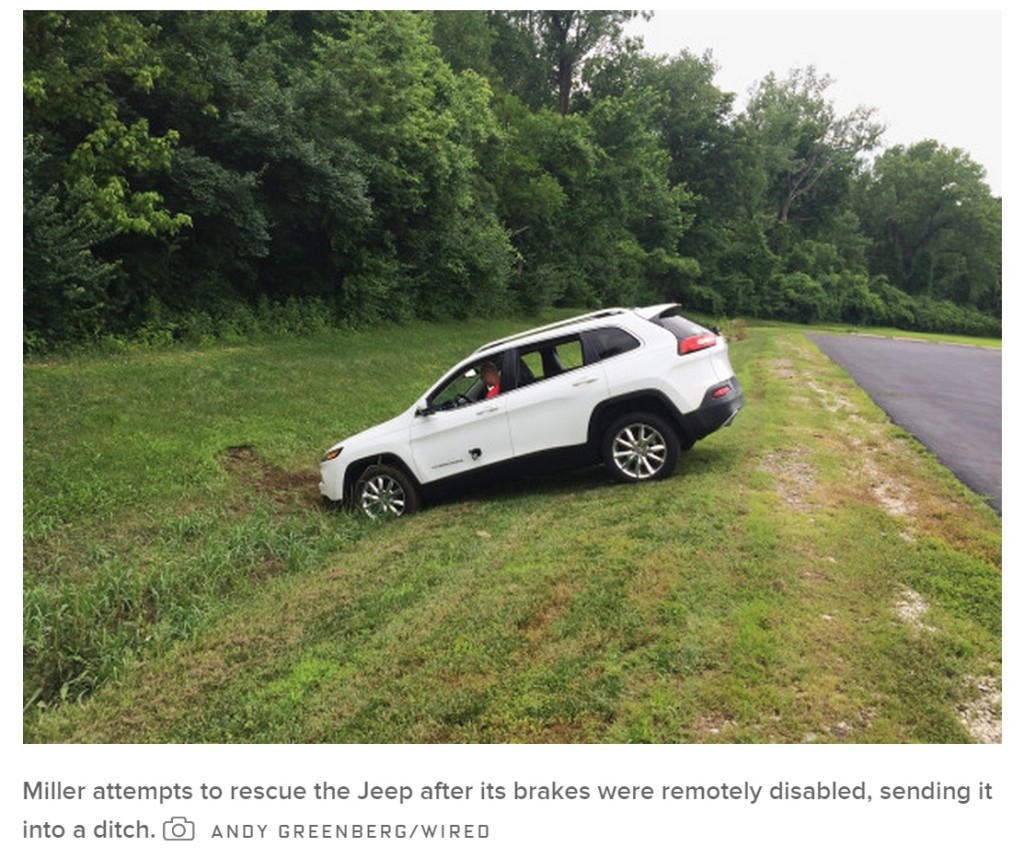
[23,322,1000,742]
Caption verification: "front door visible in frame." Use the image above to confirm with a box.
[410,355,515,482]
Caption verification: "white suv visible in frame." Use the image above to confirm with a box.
[320,304,743,518]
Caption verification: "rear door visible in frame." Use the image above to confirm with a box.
[504,334,608,457]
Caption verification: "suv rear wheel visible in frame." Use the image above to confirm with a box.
[602,413,680,483]
[353,464,422,519]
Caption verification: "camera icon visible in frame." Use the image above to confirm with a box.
[163,817,195,841]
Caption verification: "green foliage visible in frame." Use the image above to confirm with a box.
[742,67,884,231]
[909,296,1001,338]
[22,10,1000,350]
[489,11,644,115]
[23,136,119,350]
[430,10,497,78]
[24,11,190,239]
[823,272,887,326]
[770,271,827,323]
[856,140,1001,313]
[308,11,512,318]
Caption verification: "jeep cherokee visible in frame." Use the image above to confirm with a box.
[320,304,743,518]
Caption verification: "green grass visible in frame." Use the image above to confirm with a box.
[23,318,1001,742]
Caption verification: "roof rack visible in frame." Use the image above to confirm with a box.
[474,308,628,353]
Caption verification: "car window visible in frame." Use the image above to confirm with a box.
[428,354,504,410]
[514,336,584,387]
[519,350,545,380]
[650,314,709,339]
[584,326,641,362]
[558,338,584,369]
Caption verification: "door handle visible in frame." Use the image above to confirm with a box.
[476,406,499,415]
[572,377,598,387]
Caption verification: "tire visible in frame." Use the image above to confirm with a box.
[602,413,680,483]
[353,464,422,519]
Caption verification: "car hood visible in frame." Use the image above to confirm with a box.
[336,407,414,451]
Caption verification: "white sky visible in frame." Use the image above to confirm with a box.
[627,9,1003,196]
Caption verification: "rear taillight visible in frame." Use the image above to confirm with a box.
[678,333,717,355]
[712,384,731,399]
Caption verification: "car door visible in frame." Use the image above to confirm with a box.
[409,355,515,482]
[504,335,609,457]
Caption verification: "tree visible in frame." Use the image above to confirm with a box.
[489,11,644,115]
[23,136,118,348]
[23,11,191,238]
[430,10,497,79]
[23,10,998,348]
[487,96,597,307]
[584,90,700,305]
[743,67,884,231]
[615,51,761,312]
[310,10,511,319]
[24,11,196,339]
[856,140,1001,311]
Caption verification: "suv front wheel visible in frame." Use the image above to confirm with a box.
[602,413,680,483]
[353,464,422,519]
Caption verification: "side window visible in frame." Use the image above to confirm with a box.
[557,338,584,370]
[429,353,504,409]
[584,327,641,363]
[515,336,584,388]
[519,350,545,381]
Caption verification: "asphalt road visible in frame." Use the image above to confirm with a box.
[807,334,1002,513]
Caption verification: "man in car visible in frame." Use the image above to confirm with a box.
[480,361,501,398]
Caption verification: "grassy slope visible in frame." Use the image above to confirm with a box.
[23,322,1001,742]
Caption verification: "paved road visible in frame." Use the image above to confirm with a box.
[807,334,1002,513]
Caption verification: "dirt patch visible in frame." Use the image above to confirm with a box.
[222,445,320,511]
[695,713,737,737]
[862,459,916,517]
[760,448,817,512]
[766,358,799,380]
[891,592,1000,742]
[806,377,858,414]
[958,674,1001,743]
[846,436,918,519]
[894,588,935,633]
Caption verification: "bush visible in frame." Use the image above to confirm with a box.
[910,296,1001,338]
[771,272,827,323]
[867,276,916,329]
[338,257,413,326]
[519,263,595,312]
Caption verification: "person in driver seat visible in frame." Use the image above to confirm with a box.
[480,361,501,399]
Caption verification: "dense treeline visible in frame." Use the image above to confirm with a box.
[23,10,1001,352]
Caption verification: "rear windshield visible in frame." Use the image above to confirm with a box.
[650,311,710,339]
